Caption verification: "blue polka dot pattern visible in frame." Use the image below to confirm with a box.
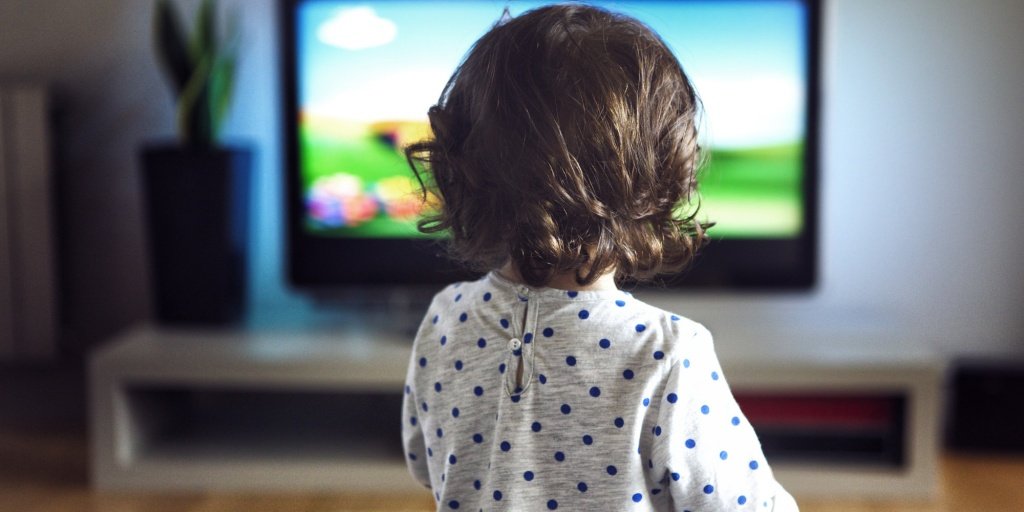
[401,272,785,511]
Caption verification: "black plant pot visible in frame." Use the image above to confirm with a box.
[140,144,252,325]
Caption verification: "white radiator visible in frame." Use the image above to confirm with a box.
[0,84,57,360]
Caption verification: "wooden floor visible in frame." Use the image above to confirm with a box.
[2,426,1023,512]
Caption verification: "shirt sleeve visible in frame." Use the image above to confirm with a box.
[645,325,797,511]
[401,340,431,489]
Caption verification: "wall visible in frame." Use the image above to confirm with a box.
[0,0,1021,356]
[819,0,1023,354]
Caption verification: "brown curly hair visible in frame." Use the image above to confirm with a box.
[405,3,709,288]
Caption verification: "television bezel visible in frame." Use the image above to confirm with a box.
[280,0,821,291]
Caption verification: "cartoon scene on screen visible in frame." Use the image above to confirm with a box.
[298,1,807,238]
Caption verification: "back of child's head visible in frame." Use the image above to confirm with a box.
[406,3,708,288]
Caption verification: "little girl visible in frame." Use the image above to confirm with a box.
[401,4,798,511]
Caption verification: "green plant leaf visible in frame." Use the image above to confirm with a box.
[190,0,216,62]
[153,0,191,95]
[210,4,241,140]
[177,52,213,146]
[210,53,236,140]
[156,0,239,146]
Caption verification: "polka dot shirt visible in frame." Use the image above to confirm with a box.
[402,272,796,511]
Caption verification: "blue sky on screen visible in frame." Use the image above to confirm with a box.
[299,0,806,148]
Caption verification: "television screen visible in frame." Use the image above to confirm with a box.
[282,0,819,288]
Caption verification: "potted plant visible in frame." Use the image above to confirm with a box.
[141,0,251,324]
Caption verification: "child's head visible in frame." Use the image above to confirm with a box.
[406,3,707,288]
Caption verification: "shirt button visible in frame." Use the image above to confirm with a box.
[509,338,522,351]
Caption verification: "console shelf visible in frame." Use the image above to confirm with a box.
[89,323,944,498]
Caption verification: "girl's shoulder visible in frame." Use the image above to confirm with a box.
[615,296,713,357]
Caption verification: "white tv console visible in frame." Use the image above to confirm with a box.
[89,322,945,499]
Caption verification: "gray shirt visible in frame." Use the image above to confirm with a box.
[403,271,794,511]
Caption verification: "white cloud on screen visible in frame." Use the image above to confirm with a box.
[317,7,397,50]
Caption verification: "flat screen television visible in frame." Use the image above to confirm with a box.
[281,0,820,290]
